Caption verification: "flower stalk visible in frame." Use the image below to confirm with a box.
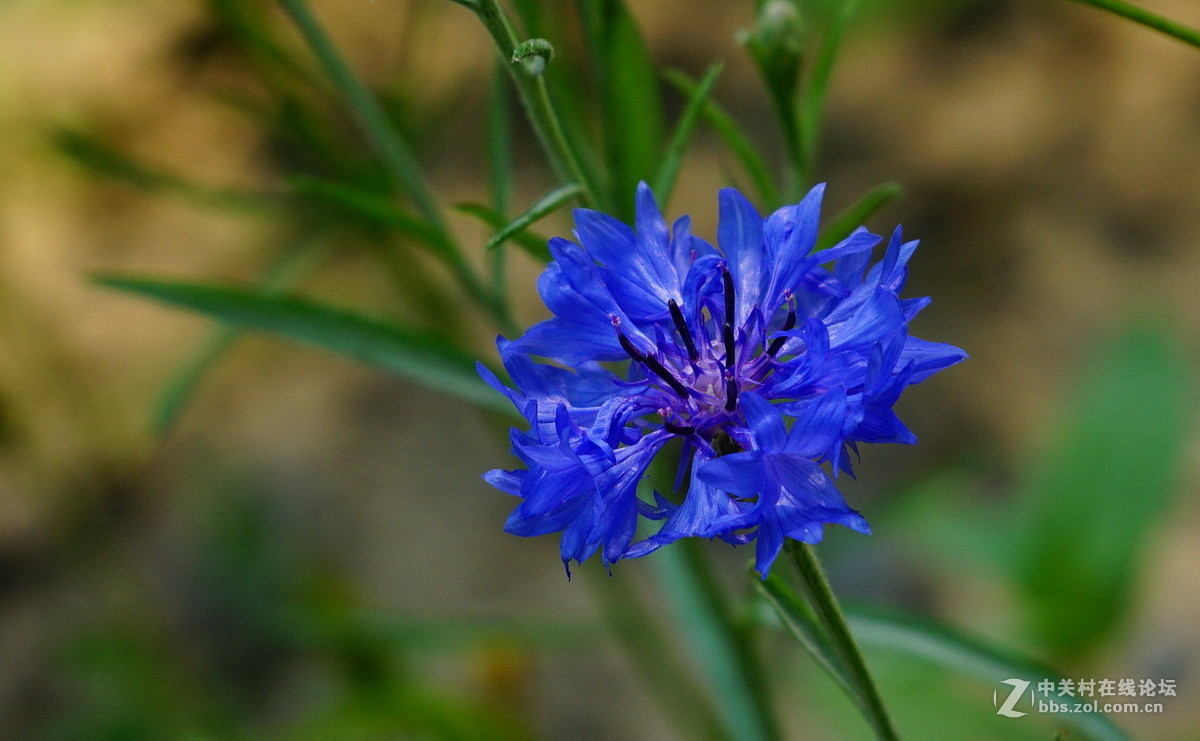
[787,541,900,741]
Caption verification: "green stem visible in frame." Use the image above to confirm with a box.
[1064,0,1200,49]
[277,0,440,227]
[277,0,514,333]
[462,0,608,210]
[586,574,729,741]
[658,539,782,741]
[797,0,862,193]
[787,542,899,741]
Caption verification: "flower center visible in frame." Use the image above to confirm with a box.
[611,265,805,443]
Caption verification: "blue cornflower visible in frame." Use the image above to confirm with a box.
[480,184,965,576]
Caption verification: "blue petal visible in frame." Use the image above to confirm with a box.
[483,468,524,496]
[762,184,824,308]
[696,450,766,496]
[826,289,906,350]
[781,388,848,459]
[900,336,968,383]
[737,392,787,453]
[717,188,765,324]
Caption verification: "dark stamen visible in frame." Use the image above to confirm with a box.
[617,332,689,399]
[664,421,695,435]
[721,268,736,324]
[668,299,699,361]
[767,308,798,357]
[617,332,646,363]
[723,322,736,368]
[644,355,691,399]
[724,372,739,411]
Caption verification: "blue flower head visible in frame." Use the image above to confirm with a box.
[480,184,965,577]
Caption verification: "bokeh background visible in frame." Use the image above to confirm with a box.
[1,0,1198,738]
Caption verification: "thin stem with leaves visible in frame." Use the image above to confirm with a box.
[787,542,899,741]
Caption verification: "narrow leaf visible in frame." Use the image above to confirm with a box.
[286,176,450,254]
[482,183,580,252]
[652,63,723,208]
[1064,0,1200,49]
[815,181,903,252]
[799,0,863,181]
[846,605,1130,741]
[664,70,779,208]
[54,128,275,212]
[486,64,515,217]
[94,276,511,413]
[456,203,552,263]
[578,0,666,218]
[152,241,329,436]
[756,570,856,702]
[277,0,445,229]
[656,538,781,741]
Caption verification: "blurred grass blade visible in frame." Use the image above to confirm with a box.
[578,0,666,218]
[755,570,855,702]
[847,605,1131,741]
[456,203,552,263]
[664,70,779,208]
[482,183,581,252]
[54,128,274,212]
[486,65,515,217]
[153,241,330,436]
[94,276,510,412]
[815,181,902,251]
[1011,327,1194,657]
[741,0,806,192]
[277,0,445,230]
[800,0,863,183]
[653,63,723,208]
[1064,0,1200,49]
[586,572,729,741]
[204,0,317,86]
[287,176,506,328]
[287,176,450,255]
[458,0,608,210]
[486,63,516,296]
[656,539,781,741]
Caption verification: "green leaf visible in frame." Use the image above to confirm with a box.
[652,63,723,208]
[815,181,902,251]
[846,605,1131,741]
[286,176,449,254]
[655,538,781,741]
[1064,0,1200,50]
[152,242,330,436]
[1012,326,1195,657]
[740,0,807,193]
[486,63,516,297]
[755,570,856,702]
[799,0,862,185]
[94,276,511,413]
[482,183,581,253]
[664,70,780,208]
[578,0,666,218]
[53,128,275,212]
[277,0,445,230]
[456,203,553,264]
[486,65,515,218]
